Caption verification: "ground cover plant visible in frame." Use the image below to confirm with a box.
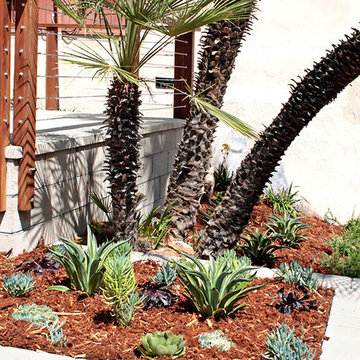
[321,214,360,277]
[0,243,333,359]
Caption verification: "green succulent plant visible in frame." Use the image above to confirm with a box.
[263,322,316,360]
[2,272,35,297]
[137,331,186,359]
[176,251,264,318]
[276,261,318,292]
[239,228,282,266]
[198,330,233,351]
[152,262,177,287]
[48,226,128,295]
[266,213,310,248]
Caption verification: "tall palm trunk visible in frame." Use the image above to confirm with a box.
[166,13,256,238]
[196,28,360,258]
[105,77,141,243]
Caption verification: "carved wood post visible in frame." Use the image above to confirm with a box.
[12,0,39,211]
[0,0,12,212]
[173,31,194,119]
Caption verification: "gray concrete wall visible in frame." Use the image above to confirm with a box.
[0,117,183,255]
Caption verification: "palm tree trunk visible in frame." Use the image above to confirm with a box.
[105,77,141,243]
[196,28,360,258]
[166,14,256,238]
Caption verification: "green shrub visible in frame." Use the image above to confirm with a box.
[176,251,263,318]
[239,229,282,266]
[266,214,309,248]
[137,202,176,249]
[2,272,35,297]
[137,331,186,359]
[198,330,233,351]
[322,216,360,277]
[263,184,303,218]
[48,226,127,295]
[276,261,318,292]
[263,322,316,360]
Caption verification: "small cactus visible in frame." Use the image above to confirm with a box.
[137,331,186,358]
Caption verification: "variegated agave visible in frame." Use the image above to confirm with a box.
[176,251,264,318]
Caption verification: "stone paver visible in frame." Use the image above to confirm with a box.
[320,275,360,360]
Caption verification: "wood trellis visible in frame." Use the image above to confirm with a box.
[0,0,194,212]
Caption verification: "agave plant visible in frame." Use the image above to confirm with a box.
[196,28,360,258]
[138,331,186,359]
[52,0,257,246]
[266,214,310,248]
[239,228,282,266]
[48,226,127,295]
[176,251,263,318]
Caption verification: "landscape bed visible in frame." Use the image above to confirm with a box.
[0,244,333,360]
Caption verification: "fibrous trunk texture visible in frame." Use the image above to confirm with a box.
[196,28,360,258]
[166,14,256,238]
[105,78,141,243]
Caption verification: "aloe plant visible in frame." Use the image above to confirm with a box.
[137,331,186,359]
[48,226,128,295]
[176,251,264,318]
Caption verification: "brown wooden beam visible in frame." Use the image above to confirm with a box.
[45,25,59,110]
[0,0,12,212]
[173,31,194,119]
[12,0,39,211]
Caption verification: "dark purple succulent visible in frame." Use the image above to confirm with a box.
[139,281,177,310]
[274,287,318,314]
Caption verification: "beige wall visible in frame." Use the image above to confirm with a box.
[215,0,360,223]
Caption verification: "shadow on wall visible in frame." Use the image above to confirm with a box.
[31,133,107,244]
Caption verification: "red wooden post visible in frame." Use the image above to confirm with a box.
[173,31,194,119]
[45,4,59,110]
[0,0,12,212]
[12,0,39,211]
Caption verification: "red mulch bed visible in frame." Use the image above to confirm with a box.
[0,245,333,360]
[196,199,343,274]
[0,200,342,359]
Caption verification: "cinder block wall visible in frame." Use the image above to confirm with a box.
[0,118,183,255]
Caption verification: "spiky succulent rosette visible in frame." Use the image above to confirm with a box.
[197,28,360,257]
[166,8,257,238]
[105,78,141,243]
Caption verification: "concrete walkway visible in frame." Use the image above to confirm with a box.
[0,252,359,359]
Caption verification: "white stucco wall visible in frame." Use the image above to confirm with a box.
[213,0,360,223]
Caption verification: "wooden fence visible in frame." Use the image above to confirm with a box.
[0,0,194,212]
